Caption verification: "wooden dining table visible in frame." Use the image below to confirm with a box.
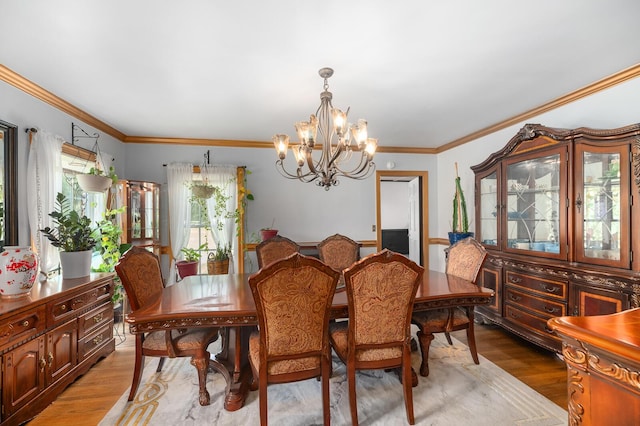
[126,269,493,411]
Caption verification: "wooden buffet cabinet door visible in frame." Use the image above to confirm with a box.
[0,273,115,425]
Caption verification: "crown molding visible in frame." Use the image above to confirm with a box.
[435,63,640,153]
[0,65,126,141]
[3,63,639,154]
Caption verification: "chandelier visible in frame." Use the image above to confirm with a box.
[273,67,378,190]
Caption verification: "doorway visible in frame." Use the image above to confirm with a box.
[376,170,429,269]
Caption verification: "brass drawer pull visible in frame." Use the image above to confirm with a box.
[544,306,559,314]
[93,313,104,323]
[39,357,46,372]
[541,284,559,293]
[60,304,67,311]
[93,335,104,345]
[48,352,53,367]
[509,294,522,301]
[509,312,521,319]
[510,276,522,283]
[21,320,30,328]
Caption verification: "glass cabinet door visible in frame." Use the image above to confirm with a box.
[574,143,629,267]
[477,168,499,248]
[504,148,567,257]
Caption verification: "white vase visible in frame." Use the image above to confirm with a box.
[0,246,39,297]
[60,250,92,279]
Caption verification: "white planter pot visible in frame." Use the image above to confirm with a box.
[60,250,92,279]
[77,174,112,193]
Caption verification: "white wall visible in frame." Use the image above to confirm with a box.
[0,82,126,247]
[381,181,409,229]
[3,73,639,274]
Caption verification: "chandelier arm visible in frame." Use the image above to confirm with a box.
[331,151,373,177]
[276,160,320,182]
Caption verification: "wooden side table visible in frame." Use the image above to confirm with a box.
[548,308,640,425]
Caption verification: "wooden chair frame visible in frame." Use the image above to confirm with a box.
[412,237,487,376]
[249,253,340,426]
[115,246,224,406]
[330,249,424,425]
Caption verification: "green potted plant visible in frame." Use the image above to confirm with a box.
[77,166,118,193]
[448,162,474,245]
[176,243,206,278]
[207,243,232,275]
[40,192,99,278]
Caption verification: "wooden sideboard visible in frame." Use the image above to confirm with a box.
[548,309,640,426]
[472,123,640,353]
[0,273,115,426]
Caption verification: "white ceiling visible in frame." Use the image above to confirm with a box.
[3,1,640,149]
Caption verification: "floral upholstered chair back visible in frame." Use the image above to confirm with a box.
[249,253,339,426]
[256,235,300,269]
[317,233,360,275]
[344,249,424,361]
[445,237,487,283]
[115,246,164,311]
[249,253,340,376]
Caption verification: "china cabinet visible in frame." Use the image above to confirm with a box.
[472,123,640,352]
[0,273,114,425]
[115,180,160,254]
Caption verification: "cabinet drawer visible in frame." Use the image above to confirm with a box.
[505,304,561,340]
[0,306,46,351]
[49,281,112,325]
[78,302,114,339]
[505,271,567,300]
[79,323,113,361]
[505,286,566,317]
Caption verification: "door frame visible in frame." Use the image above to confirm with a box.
[376,170,429,270]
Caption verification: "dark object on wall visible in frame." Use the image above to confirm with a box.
[381,228,409,254]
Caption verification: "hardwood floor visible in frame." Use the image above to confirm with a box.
[26,322,568,425]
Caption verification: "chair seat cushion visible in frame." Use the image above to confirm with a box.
[412,308,469,332]
[249,332,320,376]
[329,320,401,362]
[143,328,219,352]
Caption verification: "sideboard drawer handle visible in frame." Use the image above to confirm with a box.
[509,312,521,319]
[93,313,104,323]
[541,284,559,293]
[510,276,522,283]
[21,320,30,328]
[60,304,66,311]
[544,306,559,314]
[93,335,104,345]
[509,294,522,301]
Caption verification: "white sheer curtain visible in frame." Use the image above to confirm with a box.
[166,162,193,285]
[204,165,238,273]
[27,129,64,276]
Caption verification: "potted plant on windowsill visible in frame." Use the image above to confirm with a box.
[176,243,206,279]
[77,166,118,193]
[40,192,99,278]
[207,243,231,275]
[448,162,474,245]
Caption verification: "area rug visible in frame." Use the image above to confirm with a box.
[100,332,567,425]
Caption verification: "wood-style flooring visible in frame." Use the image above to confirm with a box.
[26,322,568,425]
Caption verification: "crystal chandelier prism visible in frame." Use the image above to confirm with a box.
[273,67,378,190]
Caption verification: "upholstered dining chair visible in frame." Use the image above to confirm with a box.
[329,249,424,425]
[317,233,360,282]
[411,237,487,377]
[115,246,221,406]
[248,253,340,426]
[255,234,300,269]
